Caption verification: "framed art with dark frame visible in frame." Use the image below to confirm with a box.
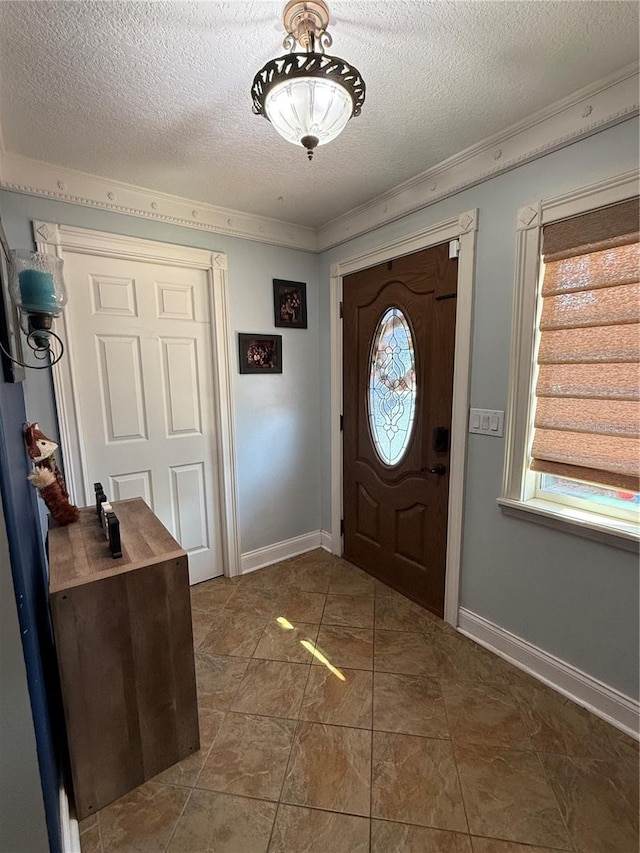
[0,212,25,383]
[238,333,282,374]
[273,279,307,329]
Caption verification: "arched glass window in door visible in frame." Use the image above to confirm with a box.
[368,307,417,465]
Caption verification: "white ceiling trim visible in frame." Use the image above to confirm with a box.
[317,63,639,251]
[0,151,318,252]
[0,64,637,255]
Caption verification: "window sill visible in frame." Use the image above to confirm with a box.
[497,497,639,553]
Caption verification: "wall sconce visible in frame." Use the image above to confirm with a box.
[0,250,67,369]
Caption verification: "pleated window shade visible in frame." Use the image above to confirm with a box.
[532,198,640,492]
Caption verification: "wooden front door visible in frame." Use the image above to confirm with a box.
[343,243,458,616]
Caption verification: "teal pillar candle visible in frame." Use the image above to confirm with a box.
[18,269,58,313]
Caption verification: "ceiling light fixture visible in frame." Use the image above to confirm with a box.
[251,0,366,160]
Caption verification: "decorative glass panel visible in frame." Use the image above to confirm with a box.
[368,307,417,465]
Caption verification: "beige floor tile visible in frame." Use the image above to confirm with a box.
[328,564,376,596]
[223,586,280,618]
[322,594,374,627]
[313,624,374,670]
[237,564,294,590]
[190,578,236,611]
[454,742,571,849]
[197,712,296,800]
[374,629,439,676]
[374,579,407,598]
[540,752,639,853]
[269,804,370,853]
[231,658,310,718]
[300,666,373,728]
[432,630,509,686]
[372,732,467,832]
[371,820,472,853]
[374,672,449,738]
[471,839,566,853]
[294,548,339,569]
[190,607,219,651]
[195,652,249,711]
[441,680,532,750]
[281,721,371,816]
[152,708,226,787]
[273,589,327,622]
[374,595,436,633]
[287,562,333,593]
[89,553,637,853]
[511,681,631,759]
[79,813,98,831]
[166,789,277,853]
[608,725,640,762]
[99,781,189,853]
[253,620,320,663]
[198,610,268,657]
[80,823,103,853]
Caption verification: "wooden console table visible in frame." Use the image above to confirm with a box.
[48,498,199,820]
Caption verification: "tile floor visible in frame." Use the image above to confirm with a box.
[79,550,639,853]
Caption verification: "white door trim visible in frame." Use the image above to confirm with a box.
[329,211,478,627]
[34,221,241,578]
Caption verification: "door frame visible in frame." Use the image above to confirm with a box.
[329,209,478,626]
[34,221,241,578]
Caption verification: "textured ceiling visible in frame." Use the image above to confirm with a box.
[0,1,638,229]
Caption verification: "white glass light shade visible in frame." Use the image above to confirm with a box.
[265,76,353,148]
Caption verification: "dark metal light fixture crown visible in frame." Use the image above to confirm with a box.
[251,1,366,160]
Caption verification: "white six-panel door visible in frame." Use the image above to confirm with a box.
[35,224,239,584]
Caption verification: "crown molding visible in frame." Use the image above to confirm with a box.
[0,64,637,255]
[0,151,318,253]
[317,63,639,251]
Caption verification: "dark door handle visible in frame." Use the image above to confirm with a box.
[421,464,447,475]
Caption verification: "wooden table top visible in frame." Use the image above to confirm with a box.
[48,498,185,593]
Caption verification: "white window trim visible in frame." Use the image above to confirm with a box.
[499,169,640,553]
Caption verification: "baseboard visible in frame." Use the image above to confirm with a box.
[320,530,333,552]
[240,531,322,574]
[60,785,80,853]
[458,607,639,740]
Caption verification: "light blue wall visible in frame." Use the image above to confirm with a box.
[0,191,321,555]
[318,118,640,699]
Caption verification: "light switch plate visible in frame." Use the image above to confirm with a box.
[469,408,504,437]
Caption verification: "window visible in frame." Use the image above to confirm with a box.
[368,307,417,466]
[500,174,639,548]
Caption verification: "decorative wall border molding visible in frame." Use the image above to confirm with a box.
[317,64,639,250]
[0,65,637,254]
[241,530,323,574]
[458,607,639,739]
[0,151,317,253]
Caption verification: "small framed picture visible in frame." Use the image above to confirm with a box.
[273,279,307,329]
[238,333,282,374]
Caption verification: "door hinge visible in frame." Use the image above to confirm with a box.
[340,414,343,432]
[339,301,344,319]
[449,239,461,259]
[340,518,344,535]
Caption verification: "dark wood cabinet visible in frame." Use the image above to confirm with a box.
[48,498,199,820]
